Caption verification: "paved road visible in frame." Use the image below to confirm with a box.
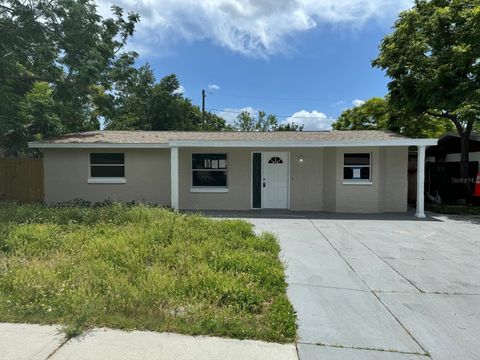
[248,212,480,360]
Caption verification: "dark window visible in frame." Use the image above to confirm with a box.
[90,153,124,164]
[90,153,125,178]
[343,153,371,181]
[344,153,370,166]
[252,153,262,208]
[343,167,370,180]
[268,156,284,164]
[192,171,227,187]
[192,154,228,187]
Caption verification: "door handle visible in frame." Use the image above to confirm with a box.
[263,182,266,188]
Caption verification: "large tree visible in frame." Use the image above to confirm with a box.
[0,0,139,156]
[332,97,453,138]
[373,0,480,199]
[104,71,226,131]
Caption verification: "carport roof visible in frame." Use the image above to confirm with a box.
[28,130,437,148]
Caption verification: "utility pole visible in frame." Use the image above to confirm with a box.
[201,89,206,130]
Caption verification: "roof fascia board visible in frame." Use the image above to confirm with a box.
[168,139,438,148]
[28,142,170,149]
[28,139,437,149]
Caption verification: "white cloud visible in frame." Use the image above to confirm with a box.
[283,110,334,131]
[333,100,347,107]
[208,84,221,91]
[352,99,365,107]
[98,0,413,57]
[216,107,257,125]
[172,85,185,95]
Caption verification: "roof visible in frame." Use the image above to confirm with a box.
[427,132,480,156]
[28,130,437,148]
[437,132,480,143]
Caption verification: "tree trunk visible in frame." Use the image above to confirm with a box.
[459,132,472,203]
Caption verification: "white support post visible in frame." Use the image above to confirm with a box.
[416,145,426,218]
[171,146,179,211]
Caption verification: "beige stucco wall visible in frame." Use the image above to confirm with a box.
[178,148,251,210]
[324,146,409,213]
[289,148,324,211]
[43,148,170,205]
[383,147,409,212]
[334,147,382,213]
[323,148,337,212]
[178,147,325,211]
[42,145,408,213]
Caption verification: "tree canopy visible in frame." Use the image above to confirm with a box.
[372,0,480,197]
[102,69,226,131]
[233,110,304,131]
[332,97,453,138]
[0,0,226,156]
[0,0,139,155]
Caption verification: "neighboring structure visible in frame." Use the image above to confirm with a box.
[28,130,436,217]
[426,132,480,203]
[426,132,480,163]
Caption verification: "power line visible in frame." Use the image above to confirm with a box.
[208,108,336,120]
[211,93,353,102]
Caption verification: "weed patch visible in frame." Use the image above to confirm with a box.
[0,203,296,342]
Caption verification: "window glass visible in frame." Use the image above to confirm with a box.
[192,154,228,187]
[343,153,371,181]
[192,154,227,169]
[268,156,284,164]
[192,171,227,187]
[91,166,125,178]
[344,153,370,166]
[90,153,124,164]
[90,153,125,178]
[343,167,370,180]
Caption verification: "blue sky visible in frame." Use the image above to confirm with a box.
[99,0,413,130]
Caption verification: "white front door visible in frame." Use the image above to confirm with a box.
[262,152,289,209]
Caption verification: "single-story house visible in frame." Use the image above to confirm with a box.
[28,130,436,217]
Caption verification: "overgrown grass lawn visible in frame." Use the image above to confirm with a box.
[0,203,296,342]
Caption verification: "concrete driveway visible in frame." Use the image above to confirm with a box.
[244,212,480,360]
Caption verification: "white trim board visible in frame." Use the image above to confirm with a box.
[189,188,229,193]
[29,139,437,149]
[168,139,437,148]
[87,178,126,184]
[28,142,170,149]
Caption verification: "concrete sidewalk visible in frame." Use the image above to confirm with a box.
[0,323,298,360]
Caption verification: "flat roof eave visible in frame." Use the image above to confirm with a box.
[168,139,437,148]
[28,138,437,149]
[27,142,171,149]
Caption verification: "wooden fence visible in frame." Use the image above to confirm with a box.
[0,158,44,202]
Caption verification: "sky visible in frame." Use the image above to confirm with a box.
[98,0,414,130]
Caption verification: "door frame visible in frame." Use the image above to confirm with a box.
[250,151,290,210]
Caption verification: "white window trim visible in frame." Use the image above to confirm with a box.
[88,178,126,184]
[342,180,373,186]
[343,152,372,184]
[88,153,126,184]
[190,187,229,193]
[191,152,229,191]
